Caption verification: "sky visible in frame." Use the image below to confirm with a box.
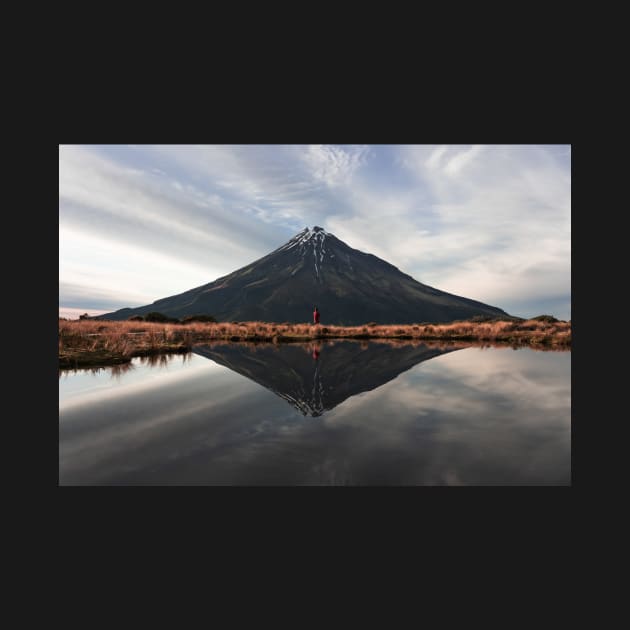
[59,144,571,320]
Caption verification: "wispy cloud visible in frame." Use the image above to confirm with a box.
[425,145,449,169]
[302,144,370,187]
[443,144,484,175]
[323,144,571,317]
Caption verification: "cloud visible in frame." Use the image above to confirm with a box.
[425,145,449,169]
[322,144,570,318]
[443,144,484,175]
[302,144,369,187]
[59,146,308,311]
[320,346,570,483]
[59,225,222,310]
[141,144,333,226]
[59,146,282,262]
[59,282,148,311]
[59,307,109,320]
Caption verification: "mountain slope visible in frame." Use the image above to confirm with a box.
[101,226,509,324]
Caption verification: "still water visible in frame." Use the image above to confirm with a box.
[59,341,571,485]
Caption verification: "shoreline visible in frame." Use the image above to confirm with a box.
[59,318,571,369]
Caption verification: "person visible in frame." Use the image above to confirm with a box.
[313,306,320,325]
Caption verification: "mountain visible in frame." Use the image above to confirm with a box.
[193,341,459,416]
[101,226,509,324]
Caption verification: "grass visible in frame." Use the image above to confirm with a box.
[59,317,571,368]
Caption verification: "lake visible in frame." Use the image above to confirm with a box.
[59,341,571,485]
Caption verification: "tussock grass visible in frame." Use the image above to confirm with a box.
[59,318,571,368]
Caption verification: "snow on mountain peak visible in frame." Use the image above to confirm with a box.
[299,226,328,239]
[276,227,330,280]
[280,226,328,249]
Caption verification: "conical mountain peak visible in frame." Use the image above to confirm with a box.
[101,227,510,325]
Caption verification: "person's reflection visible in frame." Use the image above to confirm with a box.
[312,344,321,360]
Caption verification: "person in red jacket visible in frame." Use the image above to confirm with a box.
[313,306,320,325]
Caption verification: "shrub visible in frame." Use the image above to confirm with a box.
[145,312,178,323]
[181,314,217,324]
[144,312,168,322]
[532,314,558,323]
[128,315,144,321]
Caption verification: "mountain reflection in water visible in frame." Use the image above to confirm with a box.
[192,341,459,416]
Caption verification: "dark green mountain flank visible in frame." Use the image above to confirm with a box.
[193,341,459,416]
[101,226,509,324]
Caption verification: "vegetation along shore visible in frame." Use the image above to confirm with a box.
[59,315,571,368]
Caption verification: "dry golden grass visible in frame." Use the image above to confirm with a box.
[59,317,571,368]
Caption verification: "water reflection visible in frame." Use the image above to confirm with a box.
[193,341,459,416]
[58,351,193,380]
[59,343,570,485]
